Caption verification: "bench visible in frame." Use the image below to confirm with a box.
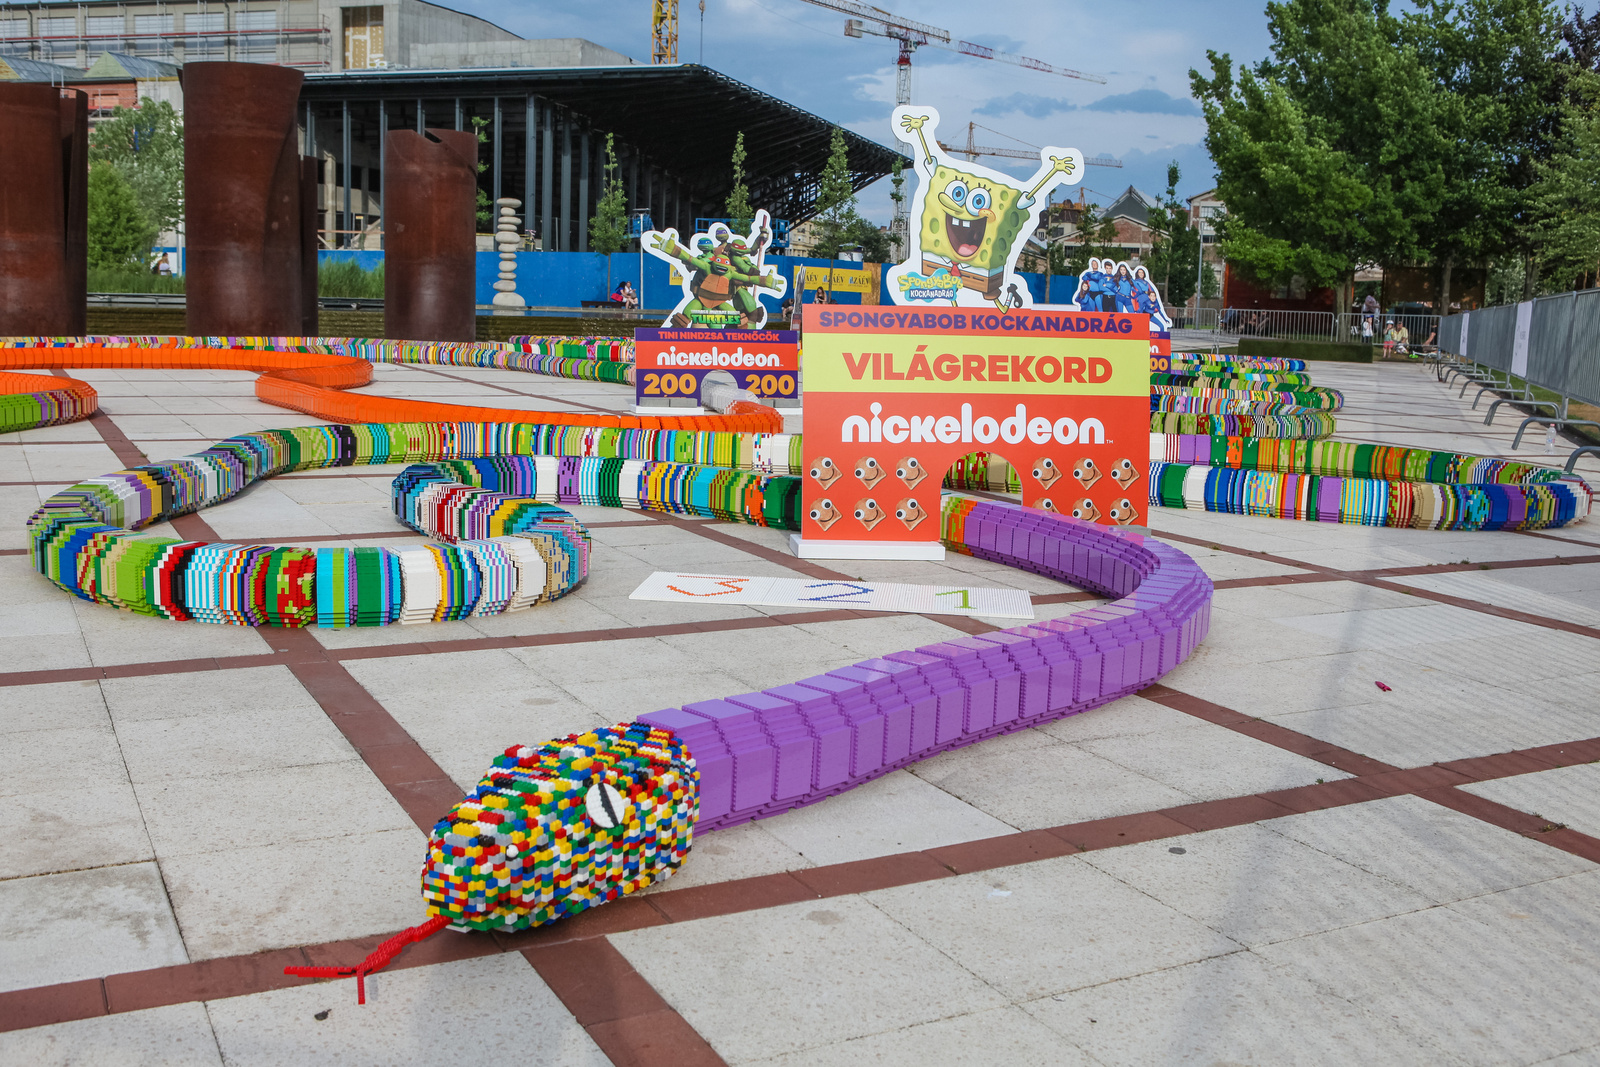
[581,299,625,309]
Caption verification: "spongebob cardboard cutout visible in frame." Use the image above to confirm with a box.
[644,209,788,329]
[887,106,1083,310]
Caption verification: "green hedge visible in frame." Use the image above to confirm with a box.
[1237,337,1375,363]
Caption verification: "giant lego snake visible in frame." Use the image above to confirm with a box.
[0,334,1587,1001]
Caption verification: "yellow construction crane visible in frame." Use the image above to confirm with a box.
[652,0,679,64]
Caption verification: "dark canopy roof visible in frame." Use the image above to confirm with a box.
[302,64,905,223]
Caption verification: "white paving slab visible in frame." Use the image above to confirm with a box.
[1023,950,1457,1066]
[612,896,1008,1064]
[0,863,188,993]
[205,954,608,1066]
[1461,763,1600,841]
[866,855,1241,1001]
[1267,795,1595,904]
[0,1002,223,1067]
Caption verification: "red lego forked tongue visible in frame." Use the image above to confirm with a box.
[283,913,450,1004]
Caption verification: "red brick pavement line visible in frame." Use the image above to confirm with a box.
[62,407,727,1065]
[46,369,148,469]
[11,403,1597,1058]
[0,607,944,689]
[1138,681,1600,861]
[1153,527,1600,641]
[0,547,1589,692]
[1519,528,1600,550]
[6,702,1598,1039]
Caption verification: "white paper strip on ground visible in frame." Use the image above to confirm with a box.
[628,571,1035,619]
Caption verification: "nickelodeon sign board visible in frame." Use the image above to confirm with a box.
[794,305,1149,560]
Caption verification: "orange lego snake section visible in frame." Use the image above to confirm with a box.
[0,345,783,434]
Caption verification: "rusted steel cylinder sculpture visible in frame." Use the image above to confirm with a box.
[184,63,310,337]
[384,129,480,342]
[0,84,88,336]
[300,157,320,337]
[59,90,88,335]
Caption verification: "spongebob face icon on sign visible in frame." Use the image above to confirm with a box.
[888,107,1083,310]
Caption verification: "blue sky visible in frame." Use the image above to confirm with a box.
[445,0,1277,223]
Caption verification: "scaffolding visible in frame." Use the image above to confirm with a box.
[0,1,332,70]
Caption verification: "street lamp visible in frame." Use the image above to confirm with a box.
[831,242,861,304]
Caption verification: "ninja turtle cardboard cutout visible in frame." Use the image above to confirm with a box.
[645,209,787,329]
[887,106,1083,310]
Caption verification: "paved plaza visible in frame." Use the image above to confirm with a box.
[1,357,1598,1065]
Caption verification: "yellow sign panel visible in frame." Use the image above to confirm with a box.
[795,265,876,294]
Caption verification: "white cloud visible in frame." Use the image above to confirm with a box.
[427,0,1273,221]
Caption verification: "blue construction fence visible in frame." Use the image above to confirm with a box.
[317,249,1078,310]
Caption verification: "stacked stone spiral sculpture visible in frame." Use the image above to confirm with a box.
[491,198,526,308]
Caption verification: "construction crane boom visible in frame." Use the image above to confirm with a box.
[938,123,1122,168]
[652,0,679,64]
[798,0,1104,258]
[803,0,948,42]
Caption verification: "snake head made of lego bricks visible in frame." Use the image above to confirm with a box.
[421,722,698,933]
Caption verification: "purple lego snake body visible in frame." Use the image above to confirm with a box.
[639,497,1212,832]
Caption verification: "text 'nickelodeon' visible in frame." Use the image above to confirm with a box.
[841,402,1106,446]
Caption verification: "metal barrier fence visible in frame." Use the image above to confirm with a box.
[1185,308,1440,345]
[1335,311,1440,347]
[1437,289,1600,471]
[1218,308,1333,339]
[1167,307,1221,331]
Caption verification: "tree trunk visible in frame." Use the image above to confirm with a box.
[1522,252,1539,301]
[1334,272,1355,328]
[1438,254,1454,317]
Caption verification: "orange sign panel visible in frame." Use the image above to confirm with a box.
[798,304,1149,554]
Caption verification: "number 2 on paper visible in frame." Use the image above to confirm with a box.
[799,581,872,603]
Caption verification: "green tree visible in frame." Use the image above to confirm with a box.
[1528,69,1600,291]
[470,116,493,230]
[888,157,906,261]
[840,215,892,262]
[589,133,630,254]
[1191,0,1449,313]
[89,99,183,238]
[1143,161,1202,307]
[811,127,859,259]
[1059,203,1119,276]
[1400,0,1565,306]
[724,131,753,233]
[87,161,157,269]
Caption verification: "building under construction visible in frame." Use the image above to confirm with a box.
[301,63,900,251]
[0,0,902,252]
